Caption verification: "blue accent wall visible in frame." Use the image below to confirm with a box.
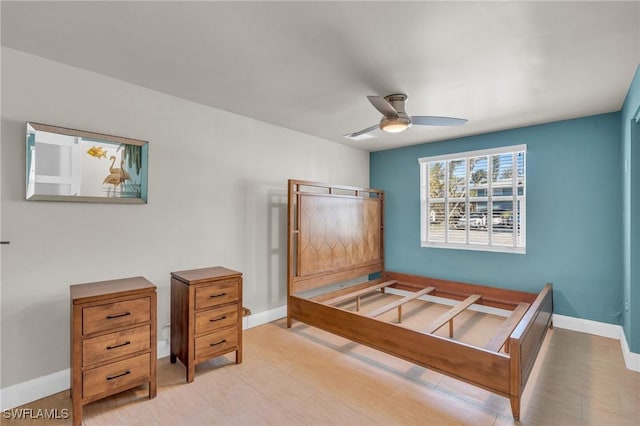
[371,113,622,325]
[621,64,640,353]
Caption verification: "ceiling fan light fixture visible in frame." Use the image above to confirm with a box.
[346,93,466,139]
[380,115,411,133]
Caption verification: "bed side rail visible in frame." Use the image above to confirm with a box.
[290,294,511,396]
[384,271,538,309]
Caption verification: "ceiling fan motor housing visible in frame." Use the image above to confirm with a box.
[379,94,412,132]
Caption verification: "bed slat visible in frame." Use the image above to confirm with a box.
[484,302,530,352]
[323,280,396,306]
[366,286,436,321]
[424,294,481,336]
[311,279,383,303]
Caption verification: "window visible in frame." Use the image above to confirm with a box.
[419,145,526,253]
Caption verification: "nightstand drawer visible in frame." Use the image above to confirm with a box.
[194,280,238,310]
[82,353,150,400]
[83,298,150,335]
[195,305,238,336]
[83,325,150,367]
[194,327,238,362]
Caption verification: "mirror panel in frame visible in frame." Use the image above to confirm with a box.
[26,122,148,203]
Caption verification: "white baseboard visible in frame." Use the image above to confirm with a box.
[0,306,287,410]
[552,313,639,372]
[158,339,171,359]
[551,314,621,339]
[620,329,640,372]
[1,306,637,409]
[0,368,70,412]
[243,305,287,330]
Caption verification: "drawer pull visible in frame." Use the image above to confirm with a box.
[209,339,227,347]
[106,341,131,350]
[106,312,131,319]
[209,316,227,322]
[209,293,227,298]
[106,370,131,381]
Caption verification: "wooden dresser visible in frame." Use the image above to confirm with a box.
[70,277,157,426]
[170,266,243,382]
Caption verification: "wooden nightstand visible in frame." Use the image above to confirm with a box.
[70,276,157,426]
[170,266,243,383]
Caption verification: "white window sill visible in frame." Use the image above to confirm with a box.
[421,242,526,255]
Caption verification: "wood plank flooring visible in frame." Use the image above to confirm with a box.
[3,318,639,425]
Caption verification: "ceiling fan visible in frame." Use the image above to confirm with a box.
[345,94,467,139]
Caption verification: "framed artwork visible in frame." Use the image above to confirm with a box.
[26,122,148,203]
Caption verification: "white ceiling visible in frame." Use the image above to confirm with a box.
[2,1,639,152]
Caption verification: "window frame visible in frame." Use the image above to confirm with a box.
[419,144,527,254]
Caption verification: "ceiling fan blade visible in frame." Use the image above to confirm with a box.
[344,124,379,139]
[411,116,467,126]
[367,96,398,117]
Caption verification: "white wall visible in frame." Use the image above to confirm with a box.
[0,47,369,388]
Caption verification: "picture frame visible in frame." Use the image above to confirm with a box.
[25,122,148,203]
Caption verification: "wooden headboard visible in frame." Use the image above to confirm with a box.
[287,180,385,295]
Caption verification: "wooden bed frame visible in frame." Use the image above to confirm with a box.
[286,179,553,420]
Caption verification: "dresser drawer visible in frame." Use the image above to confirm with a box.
[194,327,238,362]
[83,325,150,367]
[83,298,150,335]
[194,304,238,336]
[82,353,150,401]
[194,280,238,310]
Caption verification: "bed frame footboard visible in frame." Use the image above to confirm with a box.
[508,283,553,420]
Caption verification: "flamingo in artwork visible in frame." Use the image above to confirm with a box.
[119,159,131,185]
[102,156,130,194]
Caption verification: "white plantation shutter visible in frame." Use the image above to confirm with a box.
[419,145,526,254]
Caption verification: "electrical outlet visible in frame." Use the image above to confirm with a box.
[161,323,171,343]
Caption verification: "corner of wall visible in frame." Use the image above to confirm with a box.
[621,329,640,372]
[621,63,640,355]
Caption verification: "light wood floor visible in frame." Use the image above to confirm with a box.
[3,318,639,425]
